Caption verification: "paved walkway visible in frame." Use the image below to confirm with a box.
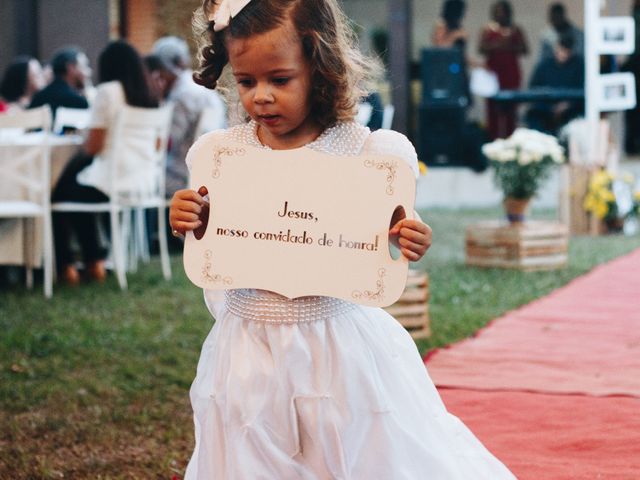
[426,248,640,479]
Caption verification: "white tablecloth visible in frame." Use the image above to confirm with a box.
[0,133,82,266]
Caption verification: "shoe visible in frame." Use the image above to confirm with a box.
[62,265,80,286]
[87,260,107,283]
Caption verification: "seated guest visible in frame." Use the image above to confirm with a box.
[29,46,91,117]
[0,56,46,112]
[52,40,157,285]
[621,0,640,154]
[152,36,226,198]
[539,3,584,63]
[143,54,170,105]
[525,33,584,135]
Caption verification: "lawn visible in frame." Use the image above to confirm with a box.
[1,207,638,479]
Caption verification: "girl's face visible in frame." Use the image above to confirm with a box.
[226,19,322,150]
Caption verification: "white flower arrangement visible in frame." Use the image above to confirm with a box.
[482,128,565,199]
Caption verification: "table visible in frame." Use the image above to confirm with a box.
[491,87,585,104]
[490,88,585,138]
[0,133,82,266]
[0,132,82,187]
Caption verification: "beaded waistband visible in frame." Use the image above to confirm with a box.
[224,289,357,324]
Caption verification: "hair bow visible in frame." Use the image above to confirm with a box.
[209,0,252,31]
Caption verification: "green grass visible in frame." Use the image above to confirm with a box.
[0,207,638,478]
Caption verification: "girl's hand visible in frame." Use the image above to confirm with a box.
[389,218,432,262]
[169,186,209,236]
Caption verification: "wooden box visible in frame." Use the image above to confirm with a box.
[384,269,431,339]
[558,164,598,236]
[465,220,568,271]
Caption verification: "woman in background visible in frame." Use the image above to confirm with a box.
[432,0,468,50]
[52,40,157,285]
[0,56,46,112]
[479,0,528,139]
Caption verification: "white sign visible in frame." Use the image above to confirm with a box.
[183,138,416,307]
[597,72,637,111]
[597,17,635,55]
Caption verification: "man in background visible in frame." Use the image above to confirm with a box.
[539,3,584,63]
[29,46,91,116]
[526,33,584,135]
[151,36,226,198]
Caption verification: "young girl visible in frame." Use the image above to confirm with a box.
[171,0,515,478]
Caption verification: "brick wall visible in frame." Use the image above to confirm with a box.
[125,0,201,60]
[126,0,158,54]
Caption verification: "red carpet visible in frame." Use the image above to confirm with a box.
[426,248,640,479]
[439,389,640,480]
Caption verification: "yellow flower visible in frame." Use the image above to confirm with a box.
[589,170,612,190]
[418,161,428,176]
[634,190,640,202]
[595,203,609,219]
[583,196,596,211]
[601,189,616,202]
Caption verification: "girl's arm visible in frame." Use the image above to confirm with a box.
[389,210,432,262]
[169,186,208,236]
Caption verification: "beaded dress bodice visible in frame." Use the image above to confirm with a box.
[222,119,371,155]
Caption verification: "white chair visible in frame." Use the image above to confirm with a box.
[382,104,395,130]
[0,106,54,297]
[355,102,373,126]
[53,107,91,134]
[51,104,174,290]
[195,105,227,140]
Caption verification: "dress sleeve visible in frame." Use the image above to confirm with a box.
[184,129,227,173]
[362,129,420,179]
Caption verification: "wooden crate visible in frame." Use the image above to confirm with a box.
[465,220,568,271]
[558,164,596,236]
[384,270,431,339]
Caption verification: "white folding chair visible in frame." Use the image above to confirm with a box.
[0,106,54,297]
[53,107,91,134]
[52,104,174,290]
[382,104,395,130]
[355,102,373,126]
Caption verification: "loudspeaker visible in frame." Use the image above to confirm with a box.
[419,105,464,166]
[419,105,489,171]
[421,48,469,108]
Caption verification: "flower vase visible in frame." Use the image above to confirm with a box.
[604,217,625,234]
[503,196,531,225]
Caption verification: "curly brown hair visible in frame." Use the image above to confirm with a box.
[192,0,376,127]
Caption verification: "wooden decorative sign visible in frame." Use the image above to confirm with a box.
[183,137,416,307]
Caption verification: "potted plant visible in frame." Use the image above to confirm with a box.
[583,170,640,234]
[482,128,565,224]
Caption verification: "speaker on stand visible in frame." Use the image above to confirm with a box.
[418,47,486,170]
